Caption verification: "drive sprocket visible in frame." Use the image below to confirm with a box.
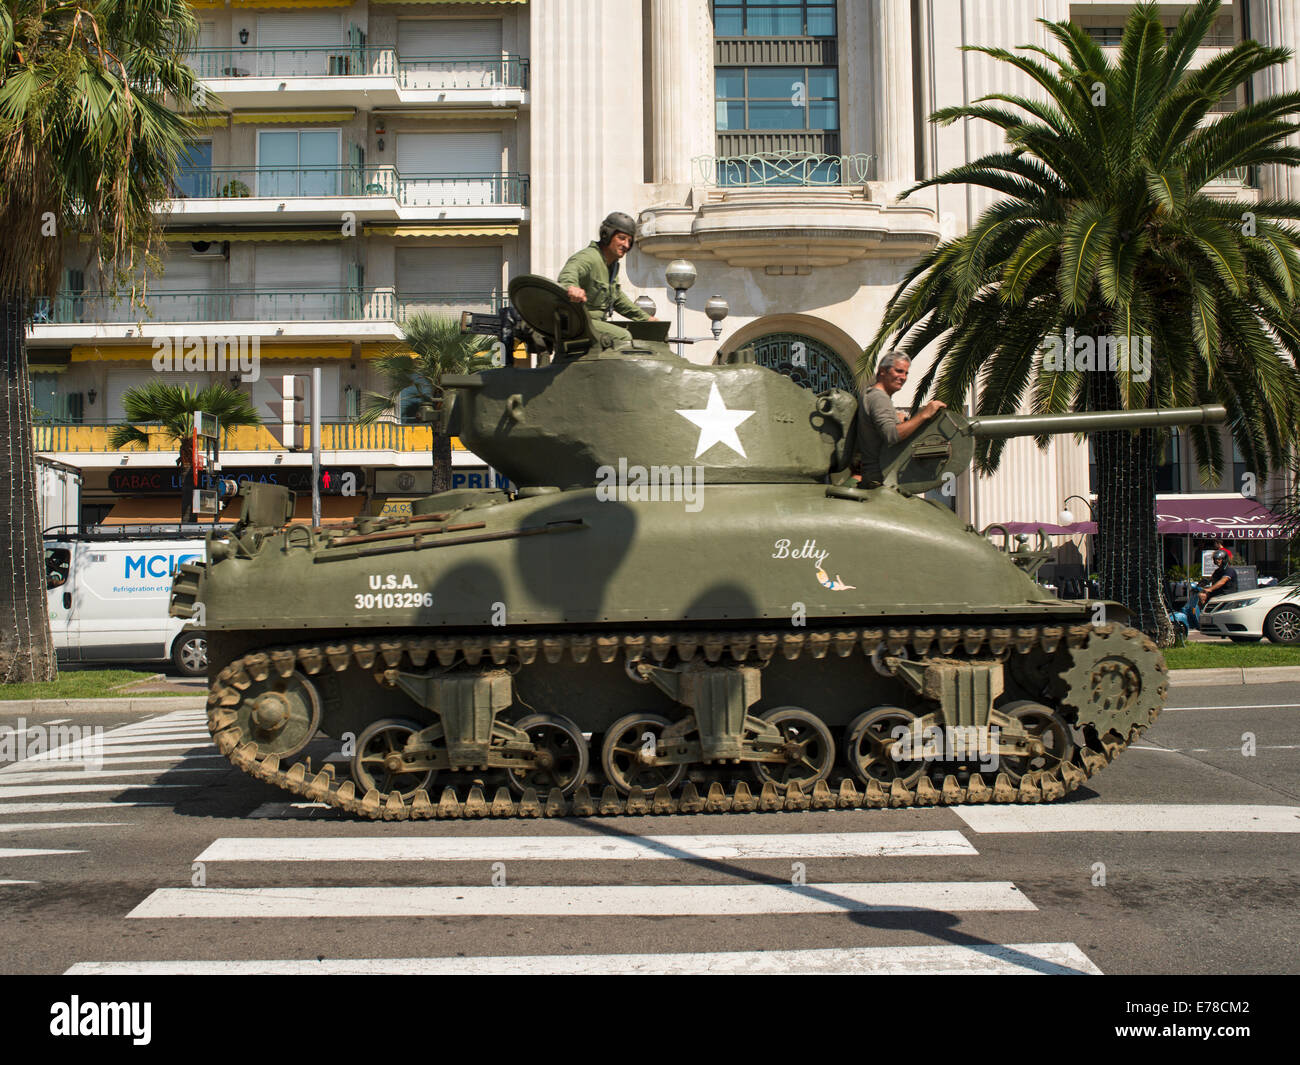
[1056,623,1167,740]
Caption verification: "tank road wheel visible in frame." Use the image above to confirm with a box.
[600,713,687,795]
[507,713,590,797]
[997,701,1075,784]
[1058,624,1166,741]
[843,706,925,789]
[351,718,435,800]
[751,707,835,791]
[237,669,321,759]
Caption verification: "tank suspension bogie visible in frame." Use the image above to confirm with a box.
[204,621,1166,819]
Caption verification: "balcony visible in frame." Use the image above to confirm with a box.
[187,48,529,110]
[637,152,940,269]
[27,288,502,344]
[166,167,529,224]
[33,419,467,456]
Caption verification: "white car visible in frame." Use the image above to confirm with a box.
[1199,575,1300,645]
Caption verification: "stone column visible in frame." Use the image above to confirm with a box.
[1249,0,1300,201]
[649,0,713,187]
[869,0,916,185]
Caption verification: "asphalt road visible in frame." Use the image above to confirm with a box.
[0,682,1296,977]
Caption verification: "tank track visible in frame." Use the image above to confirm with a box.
[205,621,1166,820]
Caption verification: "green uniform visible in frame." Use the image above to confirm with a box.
[557,241,649,349]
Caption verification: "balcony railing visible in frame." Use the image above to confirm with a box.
[397,54,529,90]
[185,48,529,89]
[396,292,504,321]
[30,288,501,325]
[169,167,527,206]
[692,151,875,187]
[32,419,451,453]
[398,172,529,207]
[173,165,399,199]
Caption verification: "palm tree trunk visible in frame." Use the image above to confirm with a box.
[431,407,452,494]
[1093,424,1174,646]
[0,294,58,682]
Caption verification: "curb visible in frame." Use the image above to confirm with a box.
[0,696,207,715]
[1167,665,1300,687]
[4,666,1299,710]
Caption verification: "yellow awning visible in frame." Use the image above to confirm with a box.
[365,225,519,238]
[163,230,348,242]
[230,0,353,8]
[233,110,356,124]
[72,343,351,361]
[180,113,231,128]
[104,498,227,525]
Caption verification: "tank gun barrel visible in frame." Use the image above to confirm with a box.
[969,404,1226,439]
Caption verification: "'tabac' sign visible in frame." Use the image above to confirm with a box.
[109,467,365,496]
[124,553,200,579]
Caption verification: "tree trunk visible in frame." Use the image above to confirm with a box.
[1093,424,1175,646]
[0,295,58,682]
[431,406,452,494]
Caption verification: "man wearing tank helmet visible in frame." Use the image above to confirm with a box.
[1199,548,1239,608]
[557,211,656,350]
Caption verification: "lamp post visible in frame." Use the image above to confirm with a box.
[705,294,729,341]
[665,259,697,359]
[1059,494,1095,525]
[1059,494,1095,601]
[634,295,656,318]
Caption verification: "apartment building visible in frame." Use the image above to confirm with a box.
[28,0,1298,572]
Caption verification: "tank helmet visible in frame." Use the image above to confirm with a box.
[599,211,637,245]
[1212,549,1229,564]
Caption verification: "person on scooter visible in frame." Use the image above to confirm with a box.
[1198,549,1238,608]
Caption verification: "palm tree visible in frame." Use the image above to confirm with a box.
[109,381,262,509]
[0,0,203,682]
[360,313,496,494]
[863,0,1300,644]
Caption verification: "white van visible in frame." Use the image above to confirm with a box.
[44,530,210,676]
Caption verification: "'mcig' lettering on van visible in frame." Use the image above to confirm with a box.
[124,554,200,579]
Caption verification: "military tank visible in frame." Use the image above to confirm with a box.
[171,275,1226,819]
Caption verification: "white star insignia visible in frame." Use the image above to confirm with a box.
[676,381,756,459]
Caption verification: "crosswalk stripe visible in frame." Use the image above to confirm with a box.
[956,803,1300,834]
[195,831,978,863]
[0,880,38,885]
[0,768,223,785]
[15,743,208,762]
[0,754,223,771]
[128,881,1035,918]
[64,942,1101,975]
[0,802,168,815]
[248,802,333,818]
[0,847,84,858]
[0,823,127,834]
[0,783,201,798]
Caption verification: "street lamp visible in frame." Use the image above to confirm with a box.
[634,294,656,318]
[705,294,729,340]
[1059,494,1095,525]
[665,259,696,359]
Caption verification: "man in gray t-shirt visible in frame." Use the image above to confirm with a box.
[856,351,947,487]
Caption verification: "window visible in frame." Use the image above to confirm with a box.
[176,140,213,198]
[257,129,341,197]
[714,1,836,38]
[716,66,837,132]
[1156,429,1181,493]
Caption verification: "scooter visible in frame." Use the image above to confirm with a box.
[1170,580,1210,643]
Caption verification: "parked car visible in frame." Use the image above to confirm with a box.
[44,529,210,675]
[1198,574,1300,645]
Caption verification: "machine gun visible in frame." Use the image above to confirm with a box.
[879,403,1229,495]
[459,305,548,361]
